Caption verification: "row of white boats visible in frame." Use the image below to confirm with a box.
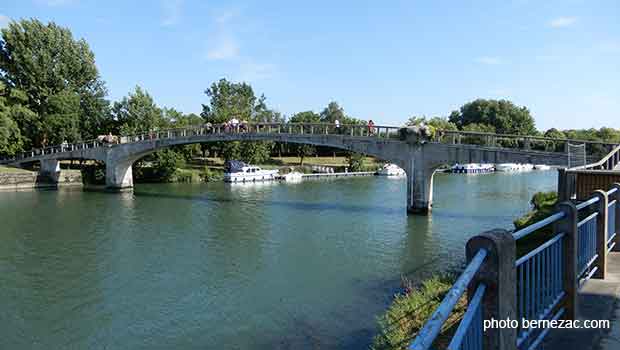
[223,161,407,183]
[222,161,552,183]
[450,163,551,173]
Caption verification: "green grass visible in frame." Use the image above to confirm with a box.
[188,156,382,167]
[270,156,381,167]
[0,165,34,174]
[371,275,465,350]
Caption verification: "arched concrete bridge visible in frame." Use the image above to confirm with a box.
[1,123,614,214]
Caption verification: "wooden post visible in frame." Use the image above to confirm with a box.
[592,190,609,279]
[557,168,568,202]
[554,201,579,320]
[613,183,620,252]
[466,229,517,350]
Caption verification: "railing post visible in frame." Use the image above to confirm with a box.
[554,201,579,320]
[613,183,620,252]
[592,190,609,279]
[466,229,517,350]
[557,168,568,202]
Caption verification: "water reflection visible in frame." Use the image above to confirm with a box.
[0,172,557,349]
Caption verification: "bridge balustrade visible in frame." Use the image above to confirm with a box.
[2,123,618,165]
[410,183,620,350]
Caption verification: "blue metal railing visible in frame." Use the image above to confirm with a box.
[409,249,487,350]
[447,284,486,350]
[577,212,598,280]
[609,200,617,252]
[515,233,565,348]
[410,183,619,350]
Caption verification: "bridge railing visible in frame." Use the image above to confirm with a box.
[0,139,102,163]
[409,184,620,350]
[2,122,617,164]
[113,123,404,143]
[437,130,618,156]
[558,144,620,201]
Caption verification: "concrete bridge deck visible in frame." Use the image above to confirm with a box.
[1,123,616,214]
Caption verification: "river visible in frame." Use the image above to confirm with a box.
[0,171,556,349]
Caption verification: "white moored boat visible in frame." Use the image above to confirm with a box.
[534,164,551,171]
[450,163,495,174]
[224,160,279,183]
[282,168,304,182]
[495,163,534,172]
[376,163,406,176]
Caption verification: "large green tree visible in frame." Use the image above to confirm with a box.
[0,97,23,156]
[0,19,109,147]
[112,86,164,136]
[406,116,458,131]
[289,111,320,164]
[448,99,536,135]
[201,78,275,163]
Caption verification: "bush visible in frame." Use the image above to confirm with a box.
[81,162,106,185]
[152,149,186,181]
[346,152,365,172]
[371,275,464,350]
[513,191,559,256]
[199,166,223,182]
[513,191,558,231]
[171,168,198,183]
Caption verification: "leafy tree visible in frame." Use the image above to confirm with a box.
[152,149,186,181]
[42,90,81,145]
[201,78,275,163]
[462,123,496,133]
[290,111,320,164]
[163,108,203,159]
[0,96,22,156]
[319,101,365,125]
[346,152,365,171]
[164,108,203,127]
[0,19,108,147]
[406,116,458,131]
[201,79,258,123]
[112,86,164,136]
[542,128,567,152]
[448,99,536,135]
[320,101,346,123]
[543,128,566,140]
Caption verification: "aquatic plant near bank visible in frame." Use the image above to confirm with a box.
[371,275,464,350]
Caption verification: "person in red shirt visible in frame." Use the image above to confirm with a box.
[367,119,375,135]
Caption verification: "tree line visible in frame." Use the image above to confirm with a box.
[1,19,619,174]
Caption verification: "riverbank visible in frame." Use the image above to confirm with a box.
[371,189,562,349]
[0,166,82,191]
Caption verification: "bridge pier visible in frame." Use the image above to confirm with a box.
[105,161,133,190]
[406,166,436,214]
[40,159,61,182]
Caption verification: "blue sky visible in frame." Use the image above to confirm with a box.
[1,0,619,130]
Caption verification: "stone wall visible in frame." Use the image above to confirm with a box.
[0,170,82,191]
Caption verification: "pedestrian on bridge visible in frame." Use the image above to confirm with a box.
[367,120,375,135]
[335,119,341,134]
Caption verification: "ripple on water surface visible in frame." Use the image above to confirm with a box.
[0,171,556,349]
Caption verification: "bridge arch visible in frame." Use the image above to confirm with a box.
[5,123,606,214]
[104,132,412,192]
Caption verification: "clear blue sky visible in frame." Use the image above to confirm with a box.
[1,0,619,130]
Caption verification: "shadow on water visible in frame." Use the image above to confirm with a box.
[133,190,403,216]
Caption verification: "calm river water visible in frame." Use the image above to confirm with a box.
[0,171,556,349]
